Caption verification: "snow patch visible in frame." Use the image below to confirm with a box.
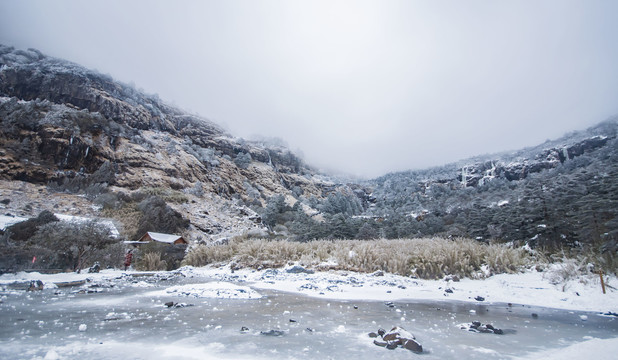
[147,282,262,299]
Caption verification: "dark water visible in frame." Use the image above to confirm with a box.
[1,276,616,359]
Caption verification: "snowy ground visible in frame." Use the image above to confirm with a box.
[1,265,616,359]
[182,264,618,313]
[1,264,615,313]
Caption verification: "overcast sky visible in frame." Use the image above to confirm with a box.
[1,1,617,178]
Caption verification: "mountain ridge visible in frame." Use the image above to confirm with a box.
[1,44,616,256]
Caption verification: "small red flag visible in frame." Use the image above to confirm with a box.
[32,256,36,264]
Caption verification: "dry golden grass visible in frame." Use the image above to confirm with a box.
[135,252,168,271]
[183,237,531,279]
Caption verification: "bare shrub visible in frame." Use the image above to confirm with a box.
[5,210,59,243]
[133,196,189,239]
[183,237,530,279]
[29,220,116,273]
[90,242,126,269]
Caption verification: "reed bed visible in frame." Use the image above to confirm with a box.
[183,237,531,279]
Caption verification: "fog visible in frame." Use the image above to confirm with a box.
[1,0,617,178]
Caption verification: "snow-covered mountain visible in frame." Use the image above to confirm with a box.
[0,44,359,243]
[1,44,616,254]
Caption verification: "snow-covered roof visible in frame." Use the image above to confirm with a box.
[144,232,185,244]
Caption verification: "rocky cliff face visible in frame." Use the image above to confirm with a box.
[456,135,613,187]
[0,44,346,242]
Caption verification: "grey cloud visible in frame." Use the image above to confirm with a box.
[1,0,617,178]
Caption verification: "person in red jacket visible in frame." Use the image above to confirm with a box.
[124,250,133,271]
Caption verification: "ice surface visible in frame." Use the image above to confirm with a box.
[0,266,617,359]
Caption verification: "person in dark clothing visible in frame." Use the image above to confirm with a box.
[124,250,133,271]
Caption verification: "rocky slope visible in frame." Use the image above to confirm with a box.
[0,45,350,242]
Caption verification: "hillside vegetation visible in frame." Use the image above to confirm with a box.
[0,44,616,275]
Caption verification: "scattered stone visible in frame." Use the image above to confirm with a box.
[383,326,415,341]
[353,305,358,309]
[289,319,297,323]
[452,275,460,282]
[445,288,453,293]
[603,312,618,317]
[262,269,279,278]
[173,303,194,308]
[371,326,422,353]
[261,330,285,336]
[531,313,539,319]
[386,341,398,350]
[385,301,395,308]
[28,280,44,291]
[305,328,314,332]
[461,321,504,335]
[88,262,101,273]
[579,315,588,321]
[373,339,387,347]
[402,338,423,353]
[285,265,314,274]
[475,296,485,302]
[240,326,249,332]
[371,270,385,277]
[477,326,493,333]
[165,301,175,308]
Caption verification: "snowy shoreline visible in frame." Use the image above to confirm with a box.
[1,265,617,360]
[1,264,616,314]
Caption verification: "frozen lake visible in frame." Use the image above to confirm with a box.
[1,273,617,359]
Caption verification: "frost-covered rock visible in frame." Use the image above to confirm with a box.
[370,326,422,353]
[285,265,314,274]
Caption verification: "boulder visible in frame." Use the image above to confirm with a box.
[373,339,387,347]
[285,265,314,274]
[27,280,44,291]
[402,339,423,353]
[88,262,101,273]
[383,326,415,342]
[371,326,422,352]
[385,341,399,350]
